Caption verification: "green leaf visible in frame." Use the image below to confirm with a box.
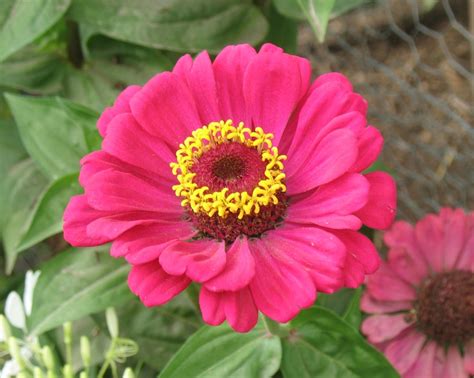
[341,288,363,329]
[0,0,71,62]
[281,307,399,378]
[68,0,268,53]
[266,3,298,54]
[331,0,374,18]
[110,297,200,371]
[28,249,132,335]
[1,159,49,273]
[0,49,65,94]
[297,0,336,43]
[160,323,282,378]
[5,94,100,179]
[16,174,82,253]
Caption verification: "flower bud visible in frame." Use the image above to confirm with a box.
[106,307,119,338]
[63,364,73,378]
[63,322,72,345]
[8,337,25,369]
[80,336,91,367]
[123,368,135,378]
[0,314,11,341]
[41,345,55,371]
[33,367,44,378]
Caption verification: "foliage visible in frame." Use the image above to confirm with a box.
[0,0,395,377]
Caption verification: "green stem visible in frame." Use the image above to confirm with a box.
[97,338,116,378]
[262,316,289,337]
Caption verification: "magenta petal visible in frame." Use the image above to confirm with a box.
[224,287,258,333]
[128,261,190,306]
[85,170,181,214]
[349,126,383,173]
[332,230,381,287]
[415,213,445,272]
[204,237,255,292]
[361,314,413,344]
[243,48,310,145]
[441,346,469,378]
[287,173,369,228]
[111,221,196,264]
[213,44,256,126]
[249,237,316,322]
[173,51,220,124]
[63,195,112,246]
[385,329,426,375]
[439,207,469,270]
[97,85,141,137]
[360,292,412,314]
[199,287,226,326]
[355,172,397,230]
[366,263,416,302]
[159,240,226,282]
[102,113,175,181]
[130,72,201,149]
[388,246,427,285]
[287,129,358,194]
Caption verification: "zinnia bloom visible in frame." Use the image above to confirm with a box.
[63,43,396,332]
[361,208,474,377]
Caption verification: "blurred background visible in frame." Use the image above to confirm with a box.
[299,0,474,222]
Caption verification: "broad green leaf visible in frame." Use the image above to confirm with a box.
[0,49,65,94]
[0,0,71,62]
[297,0,336,42]
[266,3,298,54]
[317,288,359,316]
[28,249,131,335]
[160,323,282,378]
[281,307,399,378]
[68,0,268,53]
[15,174,82,253]
[1,159,49,273]
[107,297,200,371]
[5,94,100,179]
[341,287,363,329]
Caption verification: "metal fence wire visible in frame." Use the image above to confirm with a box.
[299,0,474,221]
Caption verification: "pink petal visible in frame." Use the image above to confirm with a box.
[97,85,141,137]
[388,246,427,285]
[287,128,359,194]
[385,328,426,374]
[110,221,196,264]
[63,195,112,246]
[360,292,412,314]
[85,170,181,214]
[285,81,367,176]
[128,261,190,306]
[366,262,417,302]
[384,220,429,280]
[102,113,175,182]
[86,213,158,241]
[355,172,397,230]
[361,314,413,343]
[199,287,226,326]
[267,226,346,293]
[223,287,258,332]
[439,207,469,270]
[415,213,445,272]
[311,72,354,92]
[463,340,474,375]
[173,51,220,124]
[349,126,383,173]
[442,346,468,378]
[213,44,256,126]
[159,240,226,282]
[243,48,310,145]
[204,237,255,292]
[130,72,201,149]
[248,237,317,322]
[405,341,436,378]
[456,230,474,271]
[287,173,369,229]
[259,43,284,54]
[332,230,381,288]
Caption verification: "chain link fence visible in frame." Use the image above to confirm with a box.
[300,0,474,221]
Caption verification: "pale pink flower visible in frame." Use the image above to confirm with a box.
[362,208,474,377]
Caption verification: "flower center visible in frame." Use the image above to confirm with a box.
[171,120,288,241]
[415,270,474,345]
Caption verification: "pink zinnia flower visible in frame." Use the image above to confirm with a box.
[63,43,396,332]
[361,208,474,377]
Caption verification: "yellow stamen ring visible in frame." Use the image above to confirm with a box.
[170,120,287,219]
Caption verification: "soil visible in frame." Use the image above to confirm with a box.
[298,0,474,222]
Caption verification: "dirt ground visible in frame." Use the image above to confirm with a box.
[299,0,474,222]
